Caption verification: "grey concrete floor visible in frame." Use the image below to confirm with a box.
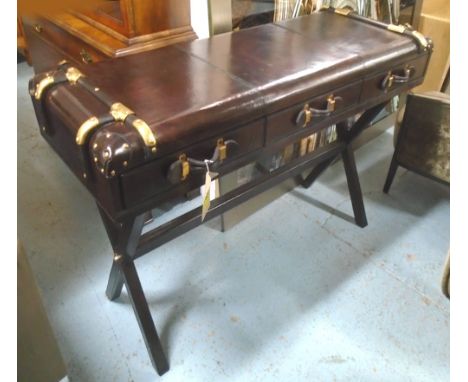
[18,62,449,382]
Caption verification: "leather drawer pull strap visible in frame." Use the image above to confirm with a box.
[321,7,433,52]
[380,66,414,90]
[31,62,157,153]
[167,139,239,184]
[295,95,342,127]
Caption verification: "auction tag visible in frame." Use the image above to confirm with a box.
[201,171,212,222]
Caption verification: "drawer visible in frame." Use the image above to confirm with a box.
[266,81,361,143]
[24,17,107,67]
[361,54,429,100]
[23,22,75,73]
[121,119,265,207]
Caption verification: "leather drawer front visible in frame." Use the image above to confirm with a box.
[120,119,265,208]
[266,81,361,143]
[25,18,107,66]
[361,54,429,101]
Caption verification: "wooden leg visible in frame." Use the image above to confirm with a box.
[96,205,169,374]
[106,261,124,301]
[383,155,399,194]
[300,155,338,189]
[341,145,368,228]
[97,206,146,300]
[117,256,170,376]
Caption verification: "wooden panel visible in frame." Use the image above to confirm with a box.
[24,1,197,71]
[23,19,77,73]
[49,13,127,56]
[80,1,131,37]
[413,0,450,93]
[18,242,67,382]
[23,16,108,69]
[131,0,191,35]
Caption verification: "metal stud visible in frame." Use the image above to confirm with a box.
[103,151,110,159]
[83,173,87,179]
[110,170,116,177]
[94,156,98,163]
[93,143,98,150]
[123,161,128,167]
[113,254,123,262]
[151,147,157,153]
[41,126,46,131]
[94,87,100,92]
[106,133,111,138]
[100,168,105,174]
[122,143,130,150]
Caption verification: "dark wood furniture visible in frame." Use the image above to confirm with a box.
[29,8,432,376]
[22,0,197,73]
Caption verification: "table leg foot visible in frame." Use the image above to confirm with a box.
[341,145,367,228]
[106,260,124,301]
[119,257,169,376]
[383,155,399,194]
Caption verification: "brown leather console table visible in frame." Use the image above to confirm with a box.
[29,8,431,376]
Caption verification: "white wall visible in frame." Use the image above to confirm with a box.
[190,0,210,39]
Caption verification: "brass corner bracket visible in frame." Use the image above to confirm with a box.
[76,102,157,158]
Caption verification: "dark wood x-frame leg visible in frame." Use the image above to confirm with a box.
[97,206,169,376]
[97,102,388,376]
[299,101,389,227]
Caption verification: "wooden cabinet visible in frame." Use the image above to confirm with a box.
[23,0,197,73]
[413,0,450,92]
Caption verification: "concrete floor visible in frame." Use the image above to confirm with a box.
[18,62,449,382]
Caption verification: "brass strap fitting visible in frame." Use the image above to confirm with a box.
[327,95,336,112]
[411,30,430,50]
[302,104,312,127]
[322,6,430,51]
[387,24,430,50]
[133,119,157,151]
[387,24,406,33]
[217,139,227,161]
[110,103,157,150]
[34,75,54,100]
[110,102,134,122]
[179,154,190,180]
[76,103,157,152]
[34,66,84,100]
[76,117,100,145]
[65,67,84,85]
